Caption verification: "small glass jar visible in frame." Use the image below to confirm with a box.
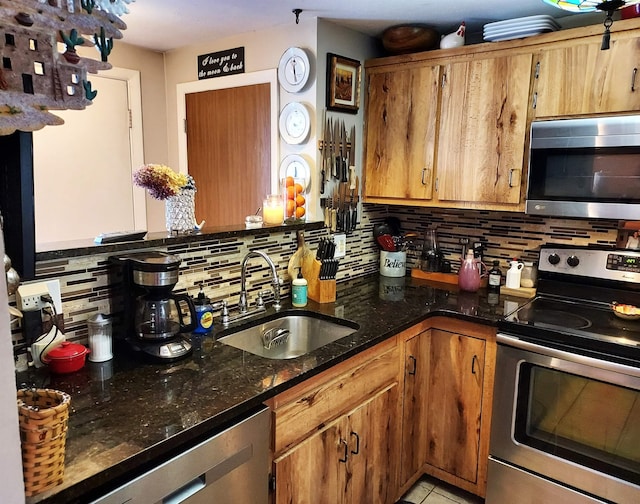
[263,194,284,225]
[521,261,538,288]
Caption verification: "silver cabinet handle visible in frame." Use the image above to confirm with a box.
[441,73,447,88]
[632,67,637,92]
[534,61,540,79]
[532,92,538,109]
[508,169,519,188]
[435,177,439,192]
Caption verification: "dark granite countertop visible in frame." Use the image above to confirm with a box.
[36,221,323,260]
[18,273,528,503]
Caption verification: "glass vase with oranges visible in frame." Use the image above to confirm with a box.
[283,176,307,223]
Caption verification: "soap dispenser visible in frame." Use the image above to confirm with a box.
[193,283,214,334]
[292,267,308,307]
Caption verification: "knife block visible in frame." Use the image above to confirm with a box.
[301,257,336,304]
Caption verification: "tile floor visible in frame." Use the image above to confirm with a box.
[397,475,485,504]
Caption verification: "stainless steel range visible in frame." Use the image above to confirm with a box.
[487,244,640,504]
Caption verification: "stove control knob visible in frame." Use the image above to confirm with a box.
[567,255,580,267]
[548,253,560,265]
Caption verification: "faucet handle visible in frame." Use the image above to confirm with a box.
[212,300,229,325]
[256,290,271,307]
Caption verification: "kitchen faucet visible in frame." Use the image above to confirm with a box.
[238,250,282,314]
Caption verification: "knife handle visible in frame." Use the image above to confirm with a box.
[330,209,337,232]
[341,158,348,182]
[349,166,356,190]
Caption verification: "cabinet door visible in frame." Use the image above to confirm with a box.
[400,329,431,487]
[364,65,440,201]
[273,419,346,504]
[425,330,486,484]
[348,384,399,504]
[534,36,640,117]
[436,53,532,204]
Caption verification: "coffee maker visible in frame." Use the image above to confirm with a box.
[111,251,196,361]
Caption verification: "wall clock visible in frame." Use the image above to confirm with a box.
[278,47,311,93]
[279,154,311,191]
[279,101,311,145]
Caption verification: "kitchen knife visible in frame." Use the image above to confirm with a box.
[341,122,348,182]
[351,177,359,231]
[349,126,356,190]
[320,111,327,195]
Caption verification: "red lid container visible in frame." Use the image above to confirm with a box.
[43,341,90,374]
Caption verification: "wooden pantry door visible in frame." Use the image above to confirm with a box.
[185,83,271,227]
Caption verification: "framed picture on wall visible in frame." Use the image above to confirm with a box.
[326,53,361,114]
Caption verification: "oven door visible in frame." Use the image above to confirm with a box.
[489,334,640,504]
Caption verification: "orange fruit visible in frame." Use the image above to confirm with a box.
[286,199,295,217]
[295,206,306,219]
[294,183,304,195]
[295,194,306,206]
[285,176,295,187]
[286,186,296,199]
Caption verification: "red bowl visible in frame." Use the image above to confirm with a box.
[42,341,90,374]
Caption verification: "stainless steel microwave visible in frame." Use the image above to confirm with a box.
[526,115,640,220]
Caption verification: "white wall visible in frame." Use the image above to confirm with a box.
[0,232,26,503]
[163,18,321,219]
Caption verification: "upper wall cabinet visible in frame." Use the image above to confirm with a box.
[533,32,640,118]
[364,64,440,202]
[436,53,532,205]
[363,18,640,212]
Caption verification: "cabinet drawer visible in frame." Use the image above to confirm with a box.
[270,339,399,455]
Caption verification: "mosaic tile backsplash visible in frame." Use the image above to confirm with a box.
[11,204,620,353]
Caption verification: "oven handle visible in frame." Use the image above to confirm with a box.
[497,333,640,379]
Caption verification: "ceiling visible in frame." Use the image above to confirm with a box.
[119,0,601,52]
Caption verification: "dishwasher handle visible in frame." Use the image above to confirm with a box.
[163,476,205,504]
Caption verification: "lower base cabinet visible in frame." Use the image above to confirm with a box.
[267,317,496,503]
[267,338,400,504]
[399,317,496,498]
[273,384,398,504]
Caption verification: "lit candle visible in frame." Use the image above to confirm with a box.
[263,195,284,225]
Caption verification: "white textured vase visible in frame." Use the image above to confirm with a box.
[165,189,196,233]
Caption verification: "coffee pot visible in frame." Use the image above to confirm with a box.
[110,251,196,361]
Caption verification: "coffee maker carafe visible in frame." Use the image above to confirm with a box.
[112,251,196,361]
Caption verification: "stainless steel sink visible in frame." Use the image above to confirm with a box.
[218,310,359,359]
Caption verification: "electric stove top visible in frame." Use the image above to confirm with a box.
[498,245,640,367]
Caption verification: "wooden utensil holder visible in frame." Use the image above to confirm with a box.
[302,257,336,303]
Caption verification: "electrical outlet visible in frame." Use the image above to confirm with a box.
[334,233,346,258]
[16,280,61,313]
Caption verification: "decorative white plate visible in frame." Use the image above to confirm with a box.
[484,15,560,31]
[484,27,557,42]
[484,22,559,38]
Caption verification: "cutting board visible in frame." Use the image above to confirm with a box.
[410,269,488,288]
[500,286,536,298]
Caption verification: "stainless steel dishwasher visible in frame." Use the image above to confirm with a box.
[92,406,270,504]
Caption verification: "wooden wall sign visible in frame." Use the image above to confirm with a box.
[197,47,245,80]
[0,0,129,135]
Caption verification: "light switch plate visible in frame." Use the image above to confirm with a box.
[334,234,346,258]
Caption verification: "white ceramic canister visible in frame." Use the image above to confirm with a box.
[87,313,113,362]
[380,250,407,278]
[505,259,525,289]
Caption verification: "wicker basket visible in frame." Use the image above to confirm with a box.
[17,388,71,497]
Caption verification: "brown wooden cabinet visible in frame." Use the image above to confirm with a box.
[533,33,640,118]
[398,318,496,498]
[267,338,400,504]
[267,317,496,502]
[436,54,531,205]
[273,384,398,504]
[364,65,440,202]
[364,18,640,212]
